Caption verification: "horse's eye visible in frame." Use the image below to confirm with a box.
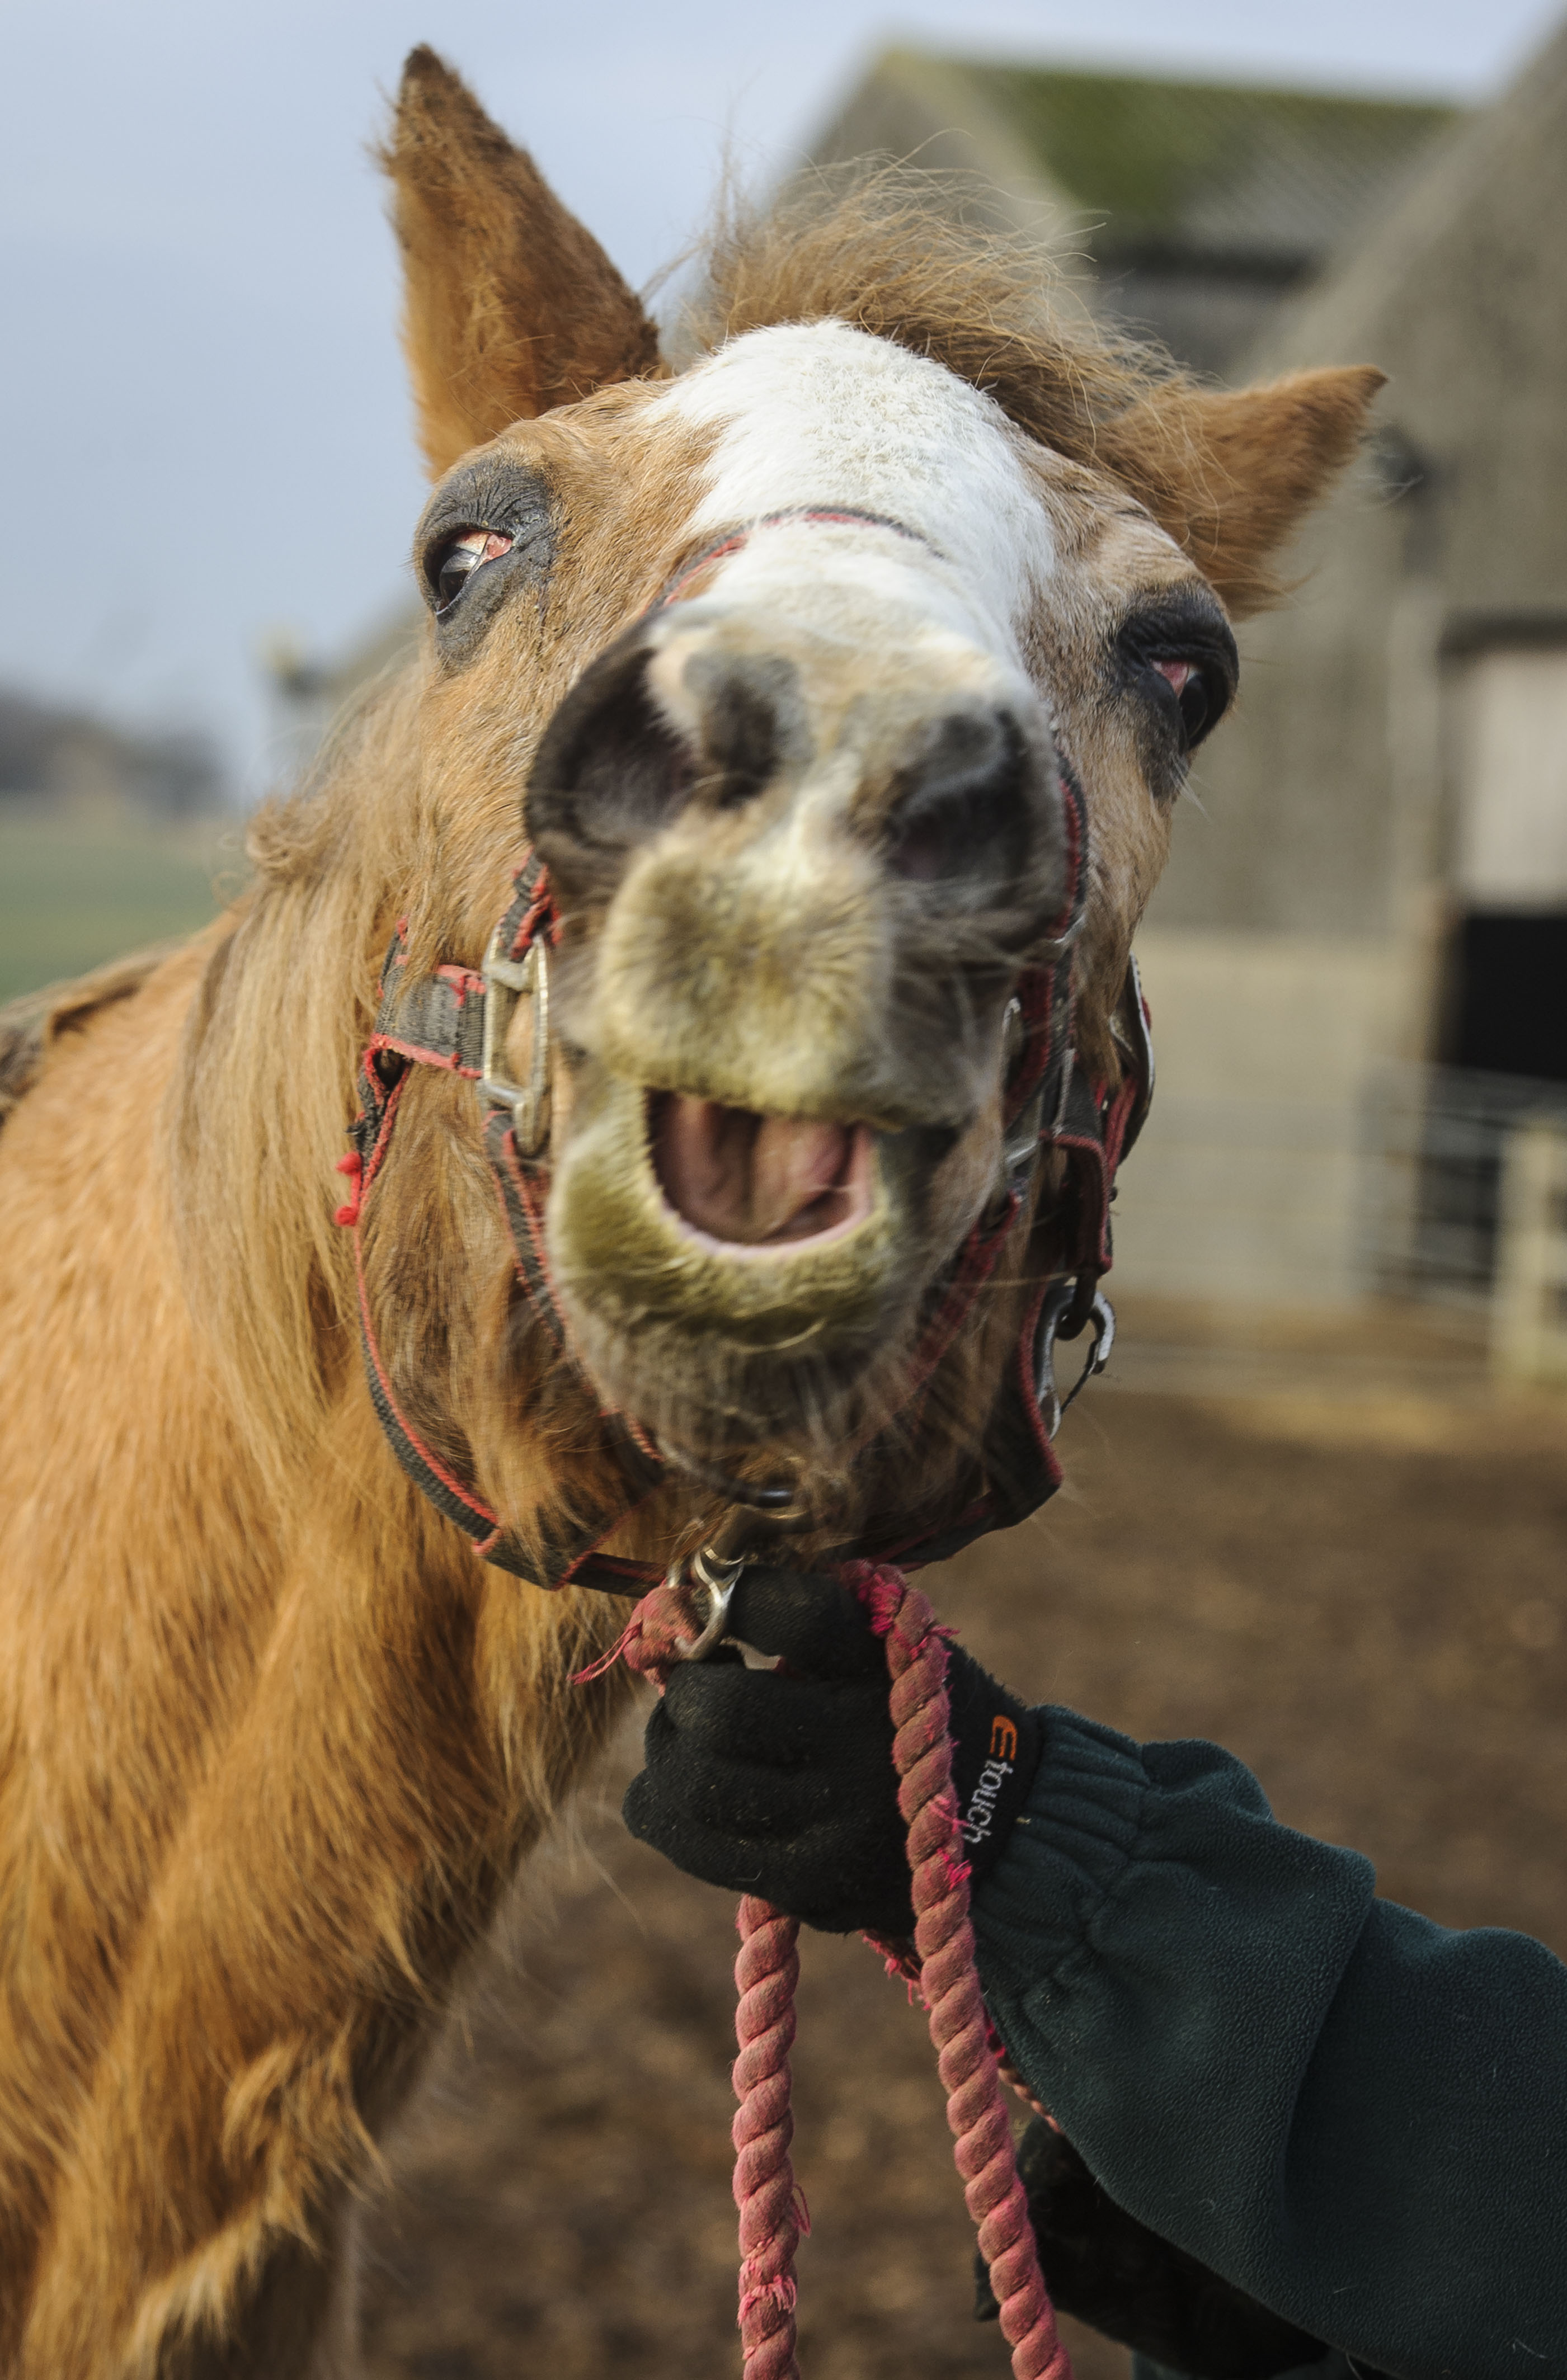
[432,529,514,612]
[1150,657,1215,750]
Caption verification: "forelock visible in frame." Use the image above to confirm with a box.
[675,166,1193,478]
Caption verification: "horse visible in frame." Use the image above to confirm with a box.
[0,45,1382,2378]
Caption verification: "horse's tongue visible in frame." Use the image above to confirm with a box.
[654,1096,867,1245]
[748,1112,857,1240]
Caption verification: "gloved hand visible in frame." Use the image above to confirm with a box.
[621,1565,1042,1935]
[976,2120,1332,2380]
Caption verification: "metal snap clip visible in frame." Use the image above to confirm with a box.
[671,1547,781,1670]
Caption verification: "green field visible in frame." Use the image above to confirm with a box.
[0,812,242,1006]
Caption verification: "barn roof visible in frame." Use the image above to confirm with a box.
[802,50,1465,374]
[955,60,1460,272]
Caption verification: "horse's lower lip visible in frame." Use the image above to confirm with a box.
[649,1091,876,1255]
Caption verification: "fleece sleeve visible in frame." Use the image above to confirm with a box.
[971,1709,1567,2380]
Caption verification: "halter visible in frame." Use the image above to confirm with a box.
[335,508,1154,1594]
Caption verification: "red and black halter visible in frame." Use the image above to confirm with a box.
[335,511,1154,1595]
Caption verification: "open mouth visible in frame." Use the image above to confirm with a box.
[547,1070,904,1398]
[650,1091,876,1256]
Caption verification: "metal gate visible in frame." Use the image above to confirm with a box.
[1359,1064,1567,1378]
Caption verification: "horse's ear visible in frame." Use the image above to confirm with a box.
[380,47,662,478]
[1095,366,1387,618]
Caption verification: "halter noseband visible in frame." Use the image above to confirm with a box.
[335,510,1153,1594]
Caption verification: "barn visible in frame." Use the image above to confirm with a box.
[805,37,1567,1353]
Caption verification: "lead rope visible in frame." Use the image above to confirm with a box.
[586,1563,1072,2380]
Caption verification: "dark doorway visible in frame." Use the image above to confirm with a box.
[1389,910,1567,1300]
[1446,911,1567,1083]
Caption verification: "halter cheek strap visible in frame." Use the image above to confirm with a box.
[335,860,668,1592]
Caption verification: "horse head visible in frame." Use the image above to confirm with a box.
[362,48,1382,1555]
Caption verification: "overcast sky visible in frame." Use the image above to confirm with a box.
[3,0,1561,798]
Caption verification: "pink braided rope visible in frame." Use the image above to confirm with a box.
[585,1564,1070,2380]
[580,1583,809,2378]
[843,1559,1072,2380]
[733,1897,807,2380]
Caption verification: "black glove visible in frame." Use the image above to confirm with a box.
[622,1566,1041,1936]
[975,2120,1332,2380]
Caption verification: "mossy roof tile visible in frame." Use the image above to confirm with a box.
[952,61,1460,263]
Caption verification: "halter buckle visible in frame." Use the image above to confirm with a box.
[479,932,551,1156]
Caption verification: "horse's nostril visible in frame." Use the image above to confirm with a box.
[681,649,799,812]
[887,709,1038,889]
[529,635,695,861]
[528,634,804,883]
[892,779,1018,883]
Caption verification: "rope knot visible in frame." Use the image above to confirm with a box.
[568,1575,708,1689]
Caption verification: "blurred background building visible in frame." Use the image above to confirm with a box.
[0,686,220,821]
[1094,23,1567,1380]
[803,52,1460,376]
[796,44,1567,1373]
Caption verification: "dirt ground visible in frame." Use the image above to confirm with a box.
[357,1302,1567,2380]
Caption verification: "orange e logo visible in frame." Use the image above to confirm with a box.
[989,1716,1018,1761]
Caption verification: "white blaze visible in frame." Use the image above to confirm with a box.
[655,319,1053,662]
